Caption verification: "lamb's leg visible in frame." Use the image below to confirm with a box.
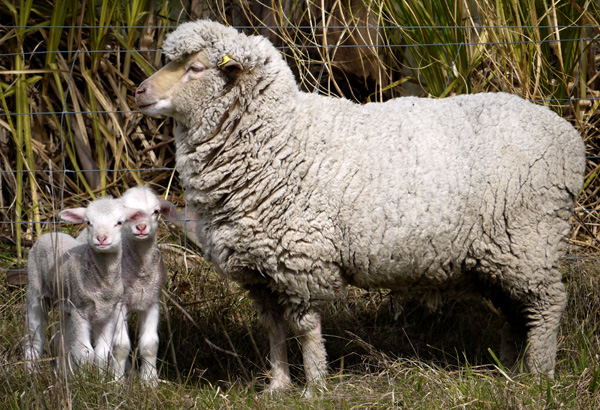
[95,304,129,378]
[138,301,160,383]
[64,311,94,372]
[521,278,567,378]
[24,295,46,370]
[289,310,327,393]
[110,305,130,378]
[246,286,291,392]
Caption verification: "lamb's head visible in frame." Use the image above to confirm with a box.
[60,197,148,253]
[119,186,177,242]
[135,20,289,126]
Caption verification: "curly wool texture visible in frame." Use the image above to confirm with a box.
[160,20,586,377]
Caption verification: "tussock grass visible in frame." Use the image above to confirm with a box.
[1,241,600,409]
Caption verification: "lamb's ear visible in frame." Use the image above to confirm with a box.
[60,208,87,224]
[218,55,243,78]
[159,199,178,220]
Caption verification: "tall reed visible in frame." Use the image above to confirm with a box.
[0,0,597,256]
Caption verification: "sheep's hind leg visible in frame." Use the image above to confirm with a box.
[520,277,567,378]
[246,286,291,393]
[289,310,327,396]
[494,271,566,377]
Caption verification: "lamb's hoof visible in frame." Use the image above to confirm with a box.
[264,378,292,395]
[141,376,160,388]
[140,369,160,387]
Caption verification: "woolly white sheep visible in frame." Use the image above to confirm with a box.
[135,20,586,391]
[24,197,147,374]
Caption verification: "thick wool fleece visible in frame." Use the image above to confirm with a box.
[160,20,586,378]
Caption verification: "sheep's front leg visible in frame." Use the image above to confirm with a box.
[265,313,291,392]
[24,295,46,370]
[290,310,327,394]
[138,301,160,383]
[247,286,291,392]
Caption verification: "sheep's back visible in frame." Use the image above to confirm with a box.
[291,92,585,290]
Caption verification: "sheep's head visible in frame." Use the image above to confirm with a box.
[135,20,285,126]
[60,198,148,253]
[119,186,177,241]
[135,51,242,123]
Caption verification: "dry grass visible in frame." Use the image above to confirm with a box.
[1,233,600,408]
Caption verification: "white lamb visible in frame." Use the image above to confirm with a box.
[24,197,147,374]
[108,186,176,382]
[135,20,586,392]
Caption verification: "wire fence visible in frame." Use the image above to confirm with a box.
[0,22,599,281]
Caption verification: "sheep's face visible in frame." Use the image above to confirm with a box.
[135,52,232,125]
[119,187,177,241]
[60,198,148,253]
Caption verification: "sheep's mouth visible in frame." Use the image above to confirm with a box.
[137,102,156,110]
[134,233,149,239]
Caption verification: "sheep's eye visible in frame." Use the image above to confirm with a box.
[187,64,205,73]
[86,221,92,227]
[153,210,160,216]
[115,221,123,227]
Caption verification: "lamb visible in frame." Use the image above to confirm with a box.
[75,186,176,382]
[135,20,587,391]
[105,186,176,382]
[24,197,147,374]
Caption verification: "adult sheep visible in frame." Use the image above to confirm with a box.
[135,20,586,391]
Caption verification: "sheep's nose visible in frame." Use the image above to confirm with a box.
[97,236,107,244]
[135,85,146,95]
[136,223,147,233]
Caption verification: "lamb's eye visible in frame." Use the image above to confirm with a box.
[86,221,92,227]
[153,210,160,216]
[115,221,123,227]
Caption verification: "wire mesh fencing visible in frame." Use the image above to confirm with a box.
[0,20,598,286]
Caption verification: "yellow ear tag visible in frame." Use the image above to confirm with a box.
[218,55,231,67]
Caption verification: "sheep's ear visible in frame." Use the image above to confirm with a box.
[60,208,87,224]
[159,199,178,220]
[218,55,243,78]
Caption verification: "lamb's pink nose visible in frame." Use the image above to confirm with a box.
[135,85,146,95]
[96,236,107,244]
[136,223,147,234]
